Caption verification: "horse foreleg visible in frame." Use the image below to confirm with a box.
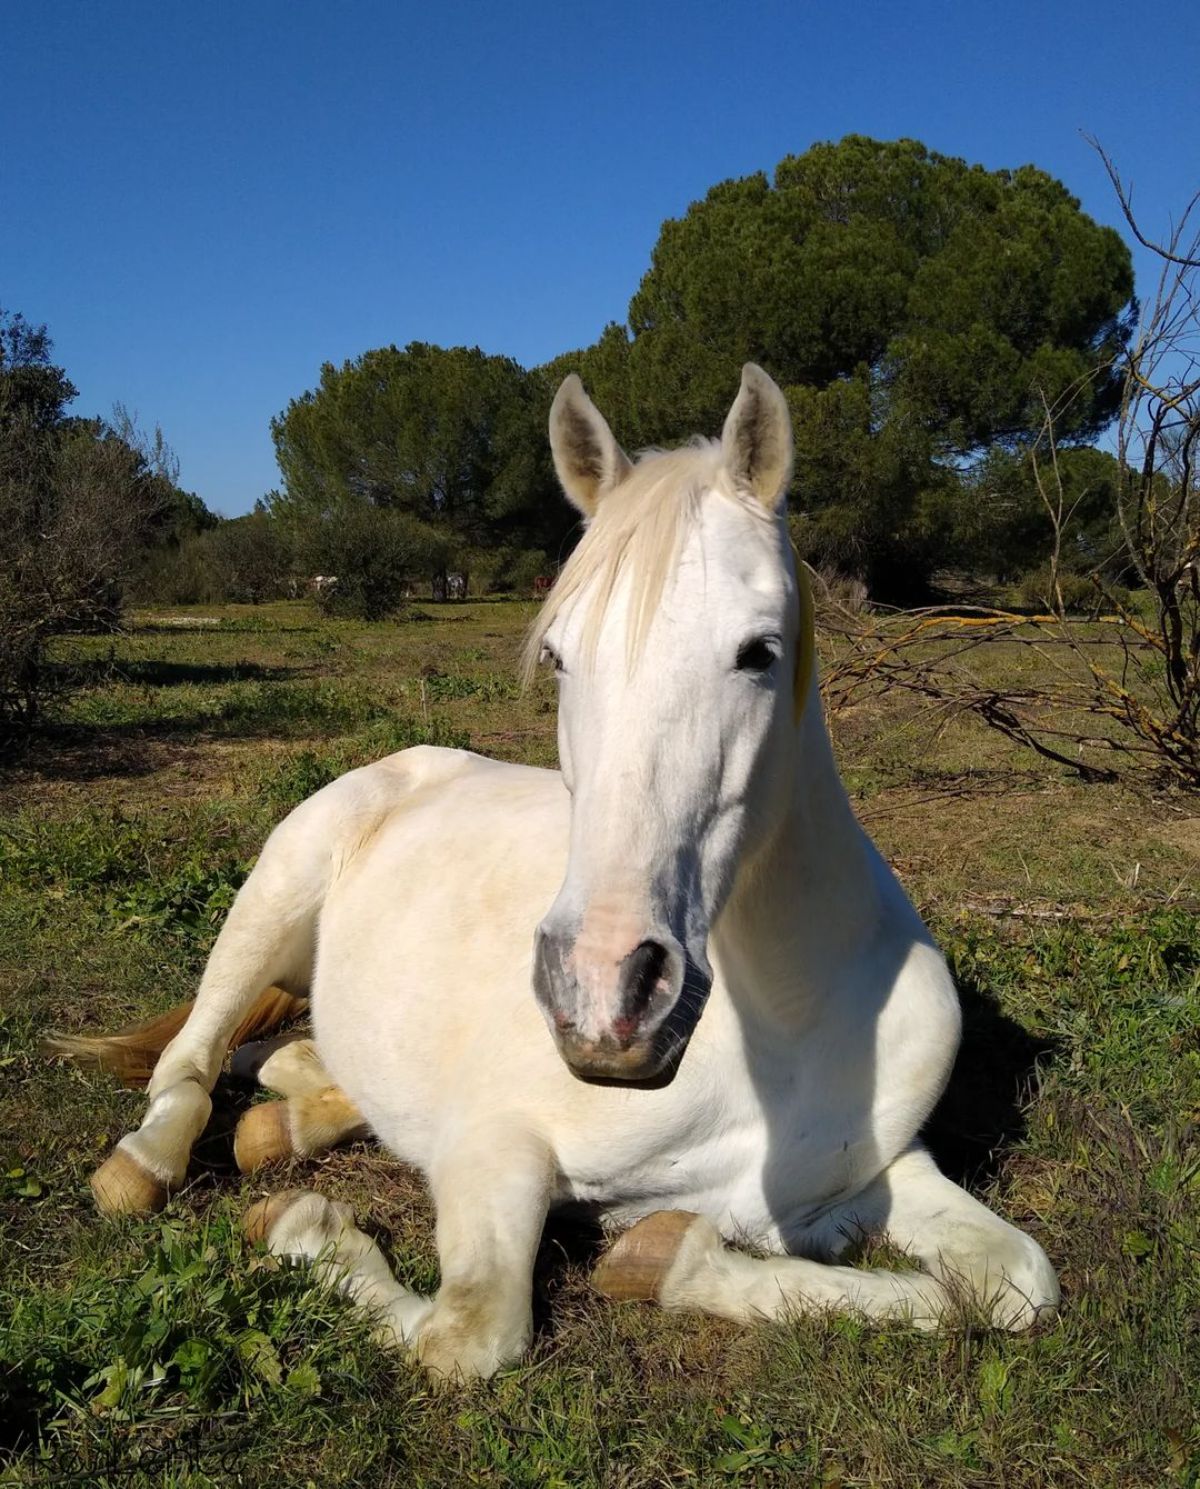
[245,1190,433,1348]
[852,1142,1059,1330]
[593,1211,949,1329]
[593,1143,1058,1334]
[415,1127,554,1380]
[247,1126,553,1382]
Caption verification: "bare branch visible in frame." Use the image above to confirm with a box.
[1086,135,1200,269]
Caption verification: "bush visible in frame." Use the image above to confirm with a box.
[811,565,869,615]
[292,505,449,620]
[1,422,160,750]
[507,547,552,595]
[0,313,205,749]
[130,535,224,604]
[201,512,293,603]
[1018,567,1131,616]
[457,545,553,595]
[132,512,296,606]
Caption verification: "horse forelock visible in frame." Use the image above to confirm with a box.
[522,439,792,684]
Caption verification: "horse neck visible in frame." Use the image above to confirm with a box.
[712,688,883,1026]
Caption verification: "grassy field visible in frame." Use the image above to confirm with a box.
[1,599,1198,1488]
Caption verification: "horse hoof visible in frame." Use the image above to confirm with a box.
[592,1210,702,1302]
[91,1147,168,1216]
[234,1102,292,1173]
[242,1189,310,1245]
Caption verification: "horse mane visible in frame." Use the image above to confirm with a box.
[521,440,776,685]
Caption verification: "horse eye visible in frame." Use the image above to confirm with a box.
[736,639,777,673]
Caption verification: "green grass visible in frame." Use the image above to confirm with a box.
[2,600,1198,1486]
[253,717,471,815]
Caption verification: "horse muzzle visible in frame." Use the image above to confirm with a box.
[532,926,709,1083]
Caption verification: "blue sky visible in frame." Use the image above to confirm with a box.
[4,1,1198,515]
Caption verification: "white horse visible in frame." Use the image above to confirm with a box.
[59,365,1058,1379]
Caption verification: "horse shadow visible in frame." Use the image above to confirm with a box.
[921,976,1059,1192]
[49,659,297,689]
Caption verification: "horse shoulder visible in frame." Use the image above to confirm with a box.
[278,746,515,878]
[309,749,569,931]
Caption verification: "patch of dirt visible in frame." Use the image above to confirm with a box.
[1160,816,1200,860]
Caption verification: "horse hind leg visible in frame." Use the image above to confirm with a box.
[231,1037,369,1173]
[55,755,439,1217]
[234,1082,369,1174]
[231,1034,330,1096]
[82,810,332,1215]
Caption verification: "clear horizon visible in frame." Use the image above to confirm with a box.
[5,0,1197,516]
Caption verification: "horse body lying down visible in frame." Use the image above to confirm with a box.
[59,366,1058,1378]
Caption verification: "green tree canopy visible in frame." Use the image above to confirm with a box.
[263,138,1136,600]
[270,342,565,555]
[548,136,1134,595]
[940,443,1125,585]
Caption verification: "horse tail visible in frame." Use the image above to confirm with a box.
[45,986,308,1088]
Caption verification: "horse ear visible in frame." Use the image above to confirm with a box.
[721,364,793,509]
[549,375,632,517]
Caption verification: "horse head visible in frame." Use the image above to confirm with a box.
[527,365,809,1082]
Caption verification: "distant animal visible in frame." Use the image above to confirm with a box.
[446,572,468,601]
[56,365,1058,1381]
[309,575,339,600]
[532,575,554,598]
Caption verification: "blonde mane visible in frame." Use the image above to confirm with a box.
[522,441,768,684]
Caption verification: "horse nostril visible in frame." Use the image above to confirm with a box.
[621,939,670,1019]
